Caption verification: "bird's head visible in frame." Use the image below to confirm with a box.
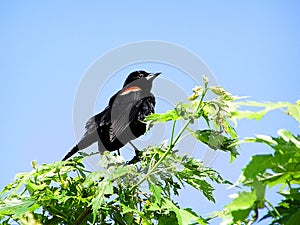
[123,70,161,91]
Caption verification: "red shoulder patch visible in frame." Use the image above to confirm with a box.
[120,86,142,95]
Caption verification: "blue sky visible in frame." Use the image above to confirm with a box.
[1,1,299,224]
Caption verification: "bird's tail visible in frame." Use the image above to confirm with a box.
[62,145,79,161]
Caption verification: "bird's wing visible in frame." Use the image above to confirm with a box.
[83,105,111,137]
[83,90,121,136]
[109,90,154,142]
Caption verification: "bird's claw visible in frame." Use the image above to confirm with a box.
[126,151,142,165]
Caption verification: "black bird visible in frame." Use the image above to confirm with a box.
[62,70,160,161]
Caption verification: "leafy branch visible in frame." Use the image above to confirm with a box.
[218,100,300,224]
[0,76,238,225]
[1,75,299,225]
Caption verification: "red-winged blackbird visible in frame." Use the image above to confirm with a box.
[62,70,160,161]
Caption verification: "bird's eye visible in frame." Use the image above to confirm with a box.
[138,74,143,78]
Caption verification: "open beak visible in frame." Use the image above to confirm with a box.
[146,72,161,80]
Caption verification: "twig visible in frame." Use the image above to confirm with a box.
[73,206,92,225]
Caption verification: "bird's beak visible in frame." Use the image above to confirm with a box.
[146,72,161,80]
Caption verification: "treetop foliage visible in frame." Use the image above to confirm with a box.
[1,76,299,224]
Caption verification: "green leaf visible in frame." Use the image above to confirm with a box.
[191,129,239,160]
[0,198,39,218]
[188,86,203,101]
[232,101,300,124]
[242,154,273,181]
[277,129,300,148]
[178,208,206,225]
[231,108,269,120]
[222,191,256,223]
[175,157,222,202]
[149,183,163,204]
[162,199,206,225]
[226,191,256,212]
[145,110,180,123]
[231,208,252,223]
[287,211,300,225]
[121,204,136,214]
[26,181,47,194]
[158,211,178,225]
[91,179,113,215]
[108,165,135,181]
[253,179,266,204]
[279,188,300,200]
[209,86,233,100]
[286,103,300,124]
[186,179,215,202]
[255,134,277,145]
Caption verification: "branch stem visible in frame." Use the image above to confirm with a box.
[265,198,281,218]
[130,84,209,191]
[73,206,92,225]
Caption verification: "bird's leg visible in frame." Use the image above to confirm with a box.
[98,141,120,156]
[127,141,141,165]
[129,141,140,156]
[98,141,106,154]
